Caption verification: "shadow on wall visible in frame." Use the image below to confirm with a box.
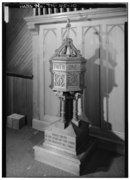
[82,46,126,176]
[84,46,118,131]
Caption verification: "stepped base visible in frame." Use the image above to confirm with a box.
[33,139,96,176]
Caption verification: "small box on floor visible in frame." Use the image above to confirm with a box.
[7,113,25,129]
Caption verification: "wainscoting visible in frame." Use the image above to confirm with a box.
[6,75,33,125]
[5,7,33,126]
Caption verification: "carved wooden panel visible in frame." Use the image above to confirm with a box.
[43,29,60,116]
[6,76,33,125]
[82,26,100,127]
[107,25,124,139]
[54,72,66,88]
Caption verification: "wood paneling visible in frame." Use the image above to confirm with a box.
[6,76,32,125]
[6,8,33,75]
[107,25,124,134]
[83,26,100,127]
[30,14,126,142]
[5,8,33,125]
[43,30,59,116]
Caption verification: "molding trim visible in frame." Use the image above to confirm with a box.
[24,8,127,31]
[6,72,33,79]
[26,23,39,35]
[89,126,125,154]
[32,118,50,131]
[95,136,125,155]
[89,126,124,143]
[32,115,61,131]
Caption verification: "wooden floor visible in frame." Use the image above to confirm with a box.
[5,126,126,177]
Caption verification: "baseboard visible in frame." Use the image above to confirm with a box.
[32,119,49,131]
[89,126,125,155]
[32,115,61,131]
[96,137,125,155]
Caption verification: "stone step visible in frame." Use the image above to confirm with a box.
[33,138,97,176]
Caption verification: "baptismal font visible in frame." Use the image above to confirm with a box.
[34,19,96,176]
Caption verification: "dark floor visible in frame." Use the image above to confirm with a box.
[6,126,125,177]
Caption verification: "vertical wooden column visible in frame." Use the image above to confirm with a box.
[77,94,82,116]
[31,26,40,120]
[33,8,36,16]
[72,93,80,126]
[72,97,78,121]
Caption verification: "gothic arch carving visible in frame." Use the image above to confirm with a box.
[43,28,57,46]
[42,28,59,116]
[107,24,124,34]
[82,26,100,57]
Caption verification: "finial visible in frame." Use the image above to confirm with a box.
[66,18,71,39]
[66,18,71,27]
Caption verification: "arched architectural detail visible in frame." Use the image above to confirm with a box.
[43,28,57,46]
[105,24,124,135]
[83,26,100,127]
[42,29,60,117]
[82,26,100,57]
[107,24,124,34]
[83,26,99,37]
